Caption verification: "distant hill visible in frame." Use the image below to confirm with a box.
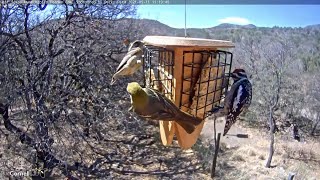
[133,19,260,39]
[305,24,320,29]
[131,19,320,49]
[212,23,257,29]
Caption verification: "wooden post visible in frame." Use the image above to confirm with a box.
[266,106,275,168]
[211,133,221,178]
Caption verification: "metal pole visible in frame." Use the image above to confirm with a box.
[184,0,187,37]
[211,133,221,178]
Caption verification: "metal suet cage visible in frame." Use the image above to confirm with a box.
[142,36,234,149]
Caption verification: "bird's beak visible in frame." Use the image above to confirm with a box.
[231,73,237,78]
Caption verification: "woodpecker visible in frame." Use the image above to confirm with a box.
[223,69,252,136]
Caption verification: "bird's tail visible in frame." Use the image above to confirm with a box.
[173,111,202,134]
[176,111,202,126]
[175,121,196,134]
[223,114,237,136]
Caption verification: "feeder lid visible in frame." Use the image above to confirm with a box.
[143,36,235,48]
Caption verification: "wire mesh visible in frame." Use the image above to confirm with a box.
[143,47,233,120]
[143,45,174,99]
[180,50,233,119]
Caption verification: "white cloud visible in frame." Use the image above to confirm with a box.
[218,17,251,25]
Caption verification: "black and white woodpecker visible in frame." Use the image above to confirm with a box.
[223,68,252,136]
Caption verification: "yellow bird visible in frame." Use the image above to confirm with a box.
[127,82,202,134]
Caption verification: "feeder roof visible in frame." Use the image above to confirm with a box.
[143,36,235,48]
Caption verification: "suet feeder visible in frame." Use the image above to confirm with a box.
[142,36,234,149]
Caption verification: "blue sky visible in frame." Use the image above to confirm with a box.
[137,5,320,28]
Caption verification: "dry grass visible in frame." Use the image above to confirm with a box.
[0,108,211,179]
[200,121,320,180]
[1,106,319,179]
